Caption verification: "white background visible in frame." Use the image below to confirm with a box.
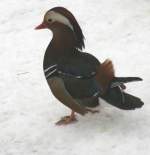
[0,0,150,154]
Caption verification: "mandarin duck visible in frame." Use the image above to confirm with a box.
[35,7,144,125]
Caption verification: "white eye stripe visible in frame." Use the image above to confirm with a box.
[46,11,74,31]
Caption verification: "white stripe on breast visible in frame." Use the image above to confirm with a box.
[44,64,57,73]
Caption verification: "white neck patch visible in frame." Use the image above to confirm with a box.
[46,11,74,31]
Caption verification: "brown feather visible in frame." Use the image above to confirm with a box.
[95,59,115,92]
[47,77,87,115]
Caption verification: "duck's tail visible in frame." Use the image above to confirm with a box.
[101,86,144,110]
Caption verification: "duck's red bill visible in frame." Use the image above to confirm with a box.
[35,22,47,30]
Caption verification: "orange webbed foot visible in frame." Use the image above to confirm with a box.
[55,111,77,125]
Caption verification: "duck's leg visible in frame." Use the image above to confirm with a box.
[56,111,77,125]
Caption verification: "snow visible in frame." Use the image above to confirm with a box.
[0,0,150,154]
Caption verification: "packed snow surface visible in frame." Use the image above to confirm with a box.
[0,0,150,155]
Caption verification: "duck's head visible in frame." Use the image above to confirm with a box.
[35,7,85,50]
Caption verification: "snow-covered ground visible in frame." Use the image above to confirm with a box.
[0,0,150,154]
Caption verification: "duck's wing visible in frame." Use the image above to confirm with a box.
[44,51,113,99]
[59,52,103,98]
[56,52,101,79]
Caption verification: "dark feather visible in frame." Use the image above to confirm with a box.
[57,51,100,78]
[101,87,144,110]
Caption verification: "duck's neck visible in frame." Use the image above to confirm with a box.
[44,26,76,67]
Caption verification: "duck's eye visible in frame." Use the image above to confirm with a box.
[48,19,52,22]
